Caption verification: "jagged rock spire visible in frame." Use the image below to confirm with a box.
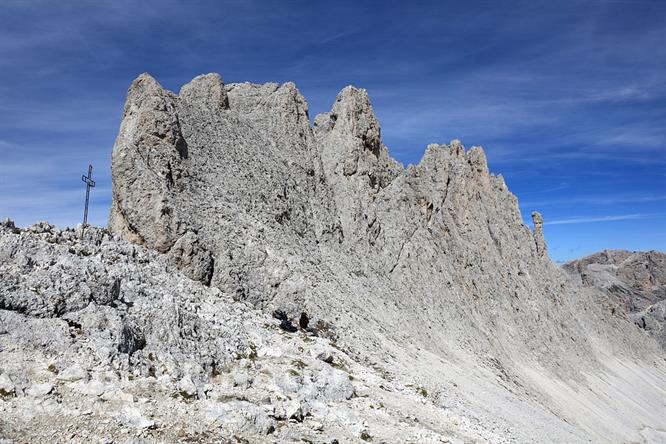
[108,73,187,253]
[532,211,547,257]
[179,73,230,113]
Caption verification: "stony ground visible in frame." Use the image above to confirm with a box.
[2,215,665,444]
[0,221,522,443]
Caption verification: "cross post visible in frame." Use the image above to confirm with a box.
[81,164,95,226]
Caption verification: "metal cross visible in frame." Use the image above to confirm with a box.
[81,164,95,226]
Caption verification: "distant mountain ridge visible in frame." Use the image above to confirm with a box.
[563,249,666,348]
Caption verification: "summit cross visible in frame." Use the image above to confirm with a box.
[81,164,95,226]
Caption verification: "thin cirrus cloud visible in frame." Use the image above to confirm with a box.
[521,194,666,208]
[543,214,651,226]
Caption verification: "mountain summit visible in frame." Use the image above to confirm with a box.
[1,73,664,443]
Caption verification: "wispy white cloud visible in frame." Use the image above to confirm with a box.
[318,30,358,46]
[522,194,666,208]
[544,214,651,225]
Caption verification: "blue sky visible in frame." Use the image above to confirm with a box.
[0,0,664,262]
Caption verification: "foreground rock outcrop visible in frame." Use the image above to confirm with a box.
[0,223,422,442]
[1,73,665,443]
[3,221,589,443]
[563,249,666,348]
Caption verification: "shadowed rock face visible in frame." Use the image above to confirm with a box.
[102,73,666,442]
[563,250,666,348]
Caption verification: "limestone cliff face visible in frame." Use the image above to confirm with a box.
[314,86,402,243]
[107,74,642,366]
[111,74,340,312]
[109,73,553,320]
[108,74,188,253]
[107,73,666,442]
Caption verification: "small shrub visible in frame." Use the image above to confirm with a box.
[292,359,306,370]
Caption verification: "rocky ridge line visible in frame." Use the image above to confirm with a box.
[104,73,665,443]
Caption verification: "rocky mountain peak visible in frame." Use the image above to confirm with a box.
[179,73,230,113]
[108,73,556,305]
[329,86,381,154]
[4,72,662,443]
[126,72,164,103]
[108,73,187,253]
